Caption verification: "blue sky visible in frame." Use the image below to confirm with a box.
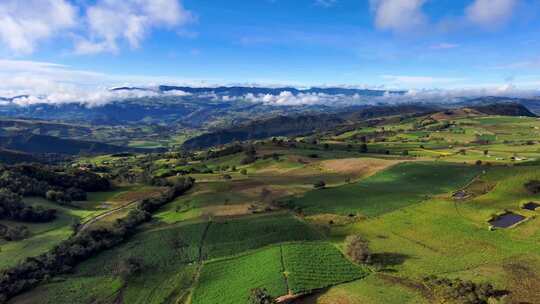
[1,0,540,99]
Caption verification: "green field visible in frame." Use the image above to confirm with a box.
[192,246,287,304]
[203,214,323,259]
[193,242,369,304]
[292,162,482,217]
[282,242,369,294]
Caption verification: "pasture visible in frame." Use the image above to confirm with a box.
[292,162,482,217]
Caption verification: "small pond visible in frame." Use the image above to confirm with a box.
[523,202,540,211]
[489,212,526,228]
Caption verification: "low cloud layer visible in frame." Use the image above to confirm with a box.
[9,88,191,107]
[0,59,538,108]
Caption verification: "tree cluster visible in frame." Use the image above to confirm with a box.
[0,189,56,223]
[0,224,30,241]
[423,276,501,304]
[0,164,109,204]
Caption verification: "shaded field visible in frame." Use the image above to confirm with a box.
[0,188,138,271]
[292,162,482,217]
[12,221,208,304]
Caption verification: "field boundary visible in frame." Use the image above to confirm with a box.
[76,199,140,234]
[279,244,291,295]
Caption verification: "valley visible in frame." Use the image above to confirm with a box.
[0,101,538,304]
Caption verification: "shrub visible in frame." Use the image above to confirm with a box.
[345,235,371,264]
[423,276,502,304]
[248,288,276,304]
[359,144,368,153]
[117,257,143,281]
[524,180,540,194]
[313,181,326,189]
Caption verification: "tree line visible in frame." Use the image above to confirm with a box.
[0,164,110,204]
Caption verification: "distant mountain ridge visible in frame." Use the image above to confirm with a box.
[182,104,437,149]
[182,102,535,150]
[469,102,537,117]
[157,85,407,97]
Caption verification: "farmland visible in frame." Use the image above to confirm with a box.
[292,162,482,217]
[3,106,540,304]
[193,242,369,304]
[202,214,322,259]
[282,242,369,294]
[192,246,287,304]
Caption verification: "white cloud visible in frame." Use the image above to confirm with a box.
[315,0,338,8]
[0,0,193,55]
[242,91,363,106]
[381,75,467,87]
[465,0,517,28]
[369,0,426,32]
[0,0,77,54]
[430,43,459,50]
[76,0,194,54]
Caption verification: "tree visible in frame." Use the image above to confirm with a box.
[313,180,326,189]
[345,235,371,264]
[240,169,248,175]
[117,257,143,282]
[359,144,368,153]
[483,150,489,156]
[402,150,409,156]
[248,288,275,304]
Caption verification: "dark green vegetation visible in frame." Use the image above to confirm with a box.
[0,101,539,304]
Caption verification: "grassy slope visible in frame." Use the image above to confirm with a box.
[13,221,208,304]
[317,165,540,304]
[293,162,481,217]
[0,188,136,270]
